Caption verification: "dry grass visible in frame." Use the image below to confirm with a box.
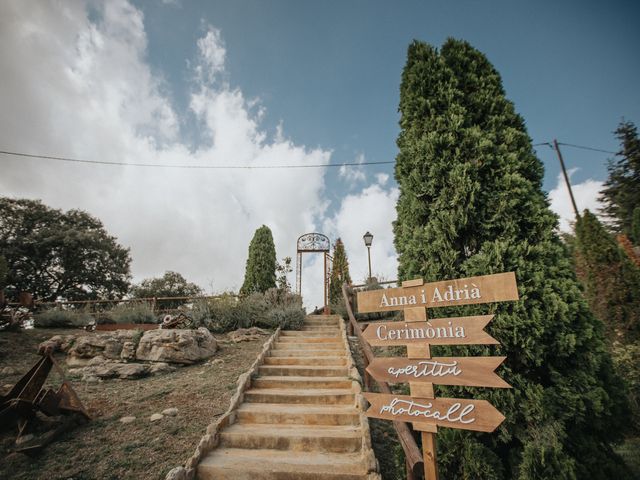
[0,328,267,480]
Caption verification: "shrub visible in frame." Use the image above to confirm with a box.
[107,302,157,324]
[34,309,92,328]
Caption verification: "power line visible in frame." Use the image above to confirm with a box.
[557,142,617,155]
[0,149,394,170]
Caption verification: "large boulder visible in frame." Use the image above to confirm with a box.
[135,328,217,364]
[66,331,140,367]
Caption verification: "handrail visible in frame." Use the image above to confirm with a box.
[341,283,423,478]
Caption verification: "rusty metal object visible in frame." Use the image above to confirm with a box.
[161,312,192,329]
[0,352,90,453]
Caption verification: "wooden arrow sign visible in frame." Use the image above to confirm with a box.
[357,272,518,313]
[366,356,510,388]
[363,393,505,432]
[362,315,498,347]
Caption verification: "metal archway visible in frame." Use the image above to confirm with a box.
[295,233,332,311]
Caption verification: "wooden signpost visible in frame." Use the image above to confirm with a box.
[356,272,519,480]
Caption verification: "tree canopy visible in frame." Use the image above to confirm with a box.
[131,270,203,299]
[393,39,630,479]
[240,225,277,295]
[600,120,640,237]
[0,197,131,301]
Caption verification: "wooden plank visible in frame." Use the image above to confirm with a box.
[402,278,424,288]
[422,431,439,479]
[404,306,427,322]
[362,315,499,347]
[356,272,518,313]
[367,356,511,388]
[363,393,505,433]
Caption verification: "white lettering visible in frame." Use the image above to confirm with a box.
[380,398,476,424]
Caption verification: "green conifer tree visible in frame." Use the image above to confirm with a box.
[574,210,640,341]
[240,225,277,295]
[394,39,630,479]
[600,120,640,235]
[328,238,352,305]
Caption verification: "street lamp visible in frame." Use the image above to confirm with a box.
[363,231,373,281]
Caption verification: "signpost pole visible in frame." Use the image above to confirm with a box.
[403,278,439,480]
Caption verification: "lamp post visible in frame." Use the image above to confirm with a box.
[363,231,373,282]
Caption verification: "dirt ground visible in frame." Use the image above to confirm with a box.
[0,327,268,480]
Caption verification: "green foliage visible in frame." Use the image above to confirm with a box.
[574,210,640,341]
[190,288,304,333]
[131,271,203,308]
[34,308,93,328]
[632,206,640,245]
[611,341,640,430]
[328,238,352,306]
[393,38,631,479]
[107,302,157,324]
[240,225,277,295]
[599,120,640,235]
[0,255,8,291]
[276,256,293,292]
[0,197,131,301]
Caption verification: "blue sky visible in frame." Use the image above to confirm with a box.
[1,0,638,307]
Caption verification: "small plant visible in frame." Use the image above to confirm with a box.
[107,302,157,324]
[34,308,92,328]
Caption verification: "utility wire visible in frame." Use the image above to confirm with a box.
[0,149,394,170]
[0,141,619,170]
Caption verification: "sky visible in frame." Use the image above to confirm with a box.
[0,0,638,309]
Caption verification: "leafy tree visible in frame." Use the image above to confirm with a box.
[631,206,640,245]
[0,197,131,301]
[0,256,8,291]
[131,270,202,299]
[328,238,352,305]
[394,39,630,479]
[240,225,276,295]
[574,210,640,341]
[276,256,293,292]
[599,120,640,235]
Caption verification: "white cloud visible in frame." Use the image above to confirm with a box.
[548,169,604,232]
[324,183,399,287]
[0,1,329,307]
[338,152,366,186]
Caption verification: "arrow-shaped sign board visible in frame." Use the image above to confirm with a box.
[356,272,518,313]
[366,356,510,388]
[363,393,505,433]
[362,314,498,347]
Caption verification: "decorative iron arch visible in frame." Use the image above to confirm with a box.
[296,233,332,311]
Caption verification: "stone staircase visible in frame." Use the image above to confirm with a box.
[197,315,380,480]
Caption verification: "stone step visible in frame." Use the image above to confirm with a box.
[198,448,370,480]
[269,349,345,357]
[277,336,342,343]
[258,365,349,377]
[301,326,341,332]
[281,331,340,338]
[253,376,353,390]
[219,423,362,453]
[236,403,360,426]
[244,388,355,405]
[274,341,343,350]
[304,319,341,326]
[263,357,347,366]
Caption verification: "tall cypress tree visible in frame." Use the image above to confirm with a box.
[600,120,640,235]
[328,238,352,305]
[394,39,630,479]
[240,225,277,295]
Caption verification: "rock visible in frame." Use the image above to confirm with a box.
[135,328,217,364]
[162,408,178,416]
[87,355,107,367]
[1,367,16,375]
[229,327,270,343]
[38,334,77,354]
[66,330,139,365]
[120,341,137,361]
[148,362,173,374]
[150,413,164,422]
[84,375,99,383]
[119,416,136,424]
[3,384,13,391]
[165,466,188,480]
[211,359,224,366]
[92,362,149,380]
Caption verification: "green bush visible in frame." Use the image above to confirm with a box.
[612,341,640,431]
[34,309,92,328]
[107,303,157,324]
